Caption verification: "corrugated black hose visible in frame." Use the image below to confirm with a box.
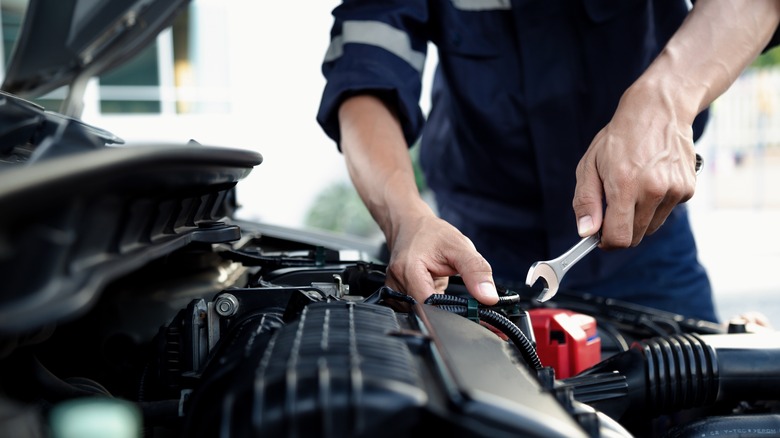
[426,295,542,370]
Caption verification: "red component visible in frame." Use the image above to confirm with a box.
[528,308,601,379]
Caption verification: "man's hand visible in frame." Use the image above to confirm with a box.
[572,0,780,248]
[384,213,499,305]
[572,85,699,248]
[338,94,498,305]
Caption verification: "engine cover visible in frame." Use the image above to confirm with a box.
[183,299,591,438]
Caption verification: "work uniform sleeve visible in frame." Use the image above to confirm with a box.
[316,0,430,149]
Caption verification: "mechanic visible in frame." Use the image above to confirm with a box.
[316,1,780,322]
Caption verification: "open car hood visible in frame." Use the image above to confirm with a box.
[0,0,262,334]
[1,0,190,113]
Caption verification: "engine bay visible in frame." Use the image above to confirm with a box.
[2,209,780,437]
[1,1,780,436]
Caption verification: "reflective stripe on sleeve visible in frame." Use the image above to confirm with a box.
[324,20,426,73]
[451,0,511,10]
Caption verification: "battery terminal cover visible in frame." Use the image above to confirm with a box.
[528,308,601,379]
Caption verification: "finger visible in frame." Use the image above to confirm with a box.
[590,149,640,248]
[645,196,676,237]
[386,259,439,303]
[600,175,636,249]
[433,276,450,294]
[740,311,772,328]
[451,253,498,305]
[601,202,635,248]
[644,171,694,238]
[572,158,605,237]
[631,178,667,245]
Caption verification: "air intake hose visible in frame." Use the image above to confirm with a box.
[561,332,780,421]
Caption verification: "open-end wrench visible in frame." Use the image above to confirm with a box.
[525,232,601,302]
[525,153,702,302]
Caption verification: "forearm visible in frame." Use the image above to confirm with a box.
[338,95,433,245]
[625,0,780,122]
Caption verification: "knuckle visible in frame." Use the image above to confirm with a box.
[643,179,667,203]
[604,226,633,248]
[613,234,632,248]
[676,183,695,203]
[607,174,637,199]
[574,158,590,178]
[463,253,492,273]
[572,191,598,210]
[386,260,407,285]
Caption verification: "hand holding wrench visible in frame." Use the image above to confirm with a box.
[525,153,702,302]
[525,232,601,302]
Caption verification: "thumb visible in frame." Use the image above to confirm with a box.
[573,161,604,237]
[454,257,499,306]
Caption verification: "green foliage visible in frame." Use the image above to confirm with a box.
[304,180,381,238]
[410,142,428,193]
[752,45,780,68]
[306,145,429,238]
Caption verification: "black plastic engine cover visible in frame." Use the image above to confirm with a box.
[184,300,590,438]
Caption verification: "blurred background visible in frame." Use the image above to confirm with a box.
[1,0,778,325]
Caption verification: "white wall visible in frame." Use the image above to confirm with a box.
[87,0,351,228]
[84,0,443,229]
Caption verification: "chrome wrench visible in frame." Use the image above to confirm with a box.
[525,153,701,302]
[525,232,601,302]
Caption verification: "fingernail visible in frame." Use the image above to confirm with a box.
[478,282,498,300]
[577,215,593,236]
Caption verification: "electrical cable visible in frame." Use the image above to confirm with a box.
[425,294,543,370]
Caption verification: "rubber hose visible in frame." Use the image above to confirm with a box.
[435,304,542,370]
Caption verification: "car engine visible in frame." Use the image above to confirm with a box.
[2,1,780,436]
[2,91,780,438]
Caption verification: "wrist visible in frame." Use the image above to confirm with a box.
[620,70,701,127]
[381,195,435,246]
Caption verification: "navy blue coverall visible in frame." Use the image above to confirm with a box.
[317,0,718,321]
